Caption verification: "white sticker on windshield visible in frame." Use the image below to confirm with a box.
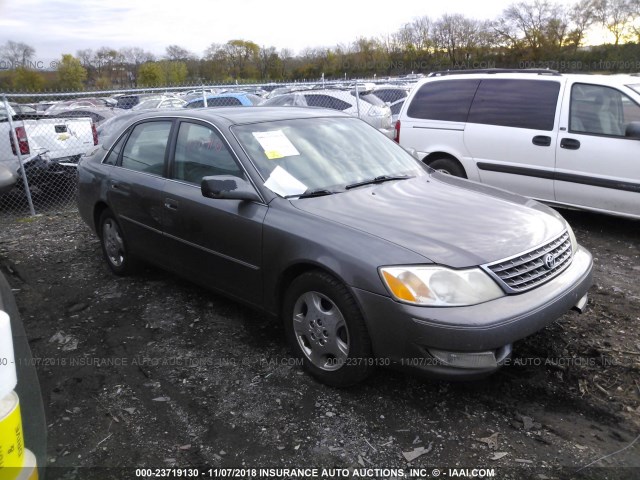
[264,166,307,197]
[252,130,300,160]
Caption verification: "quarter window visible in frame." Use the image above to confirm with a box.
[173,122,244,185]
[120,121,172,175]
[468,79,560,131]
[570,83,640,136]
[103,134,126,166]
[304,95,352,111]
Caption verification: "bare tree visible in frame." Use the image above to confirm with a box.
[165,45,194,62]
[497,0,568,58]
[434,14,481,64]
[592,0,637,45]
[0,41,36,67]
[567,0,597,48]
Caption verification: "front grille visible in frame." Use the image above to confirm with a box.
[484,231,572,293]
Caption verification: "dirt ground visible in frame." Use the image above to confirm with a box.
[0,206,638,480]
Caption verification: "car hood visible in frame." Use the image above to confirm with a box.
[291,174,567,268]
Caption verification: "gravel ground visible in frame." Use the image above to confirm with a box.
[0,206,638,480]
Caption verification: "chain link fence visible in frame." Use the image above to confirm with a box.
[0,79,415,221]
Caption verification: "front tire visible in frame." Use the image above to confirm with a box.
[283,271,374,387]
[99,209,137,275]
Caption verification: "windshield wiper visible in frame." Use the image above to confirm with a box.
[292,188,335,199]
[345,175,414,190]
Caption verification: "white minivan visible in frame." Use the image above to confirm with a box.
[395,70,640,219]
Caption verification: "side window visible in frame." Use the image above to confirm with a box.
[305,95,351,111]
[468,79,560,131]
[407,79,480,121]
[267,95,296,106]
[173,122,244,185]
[570,83,640,136]
[208,97,242,107]
[103,134,126,165]
[186,100,204,109]
[120,121,172,175]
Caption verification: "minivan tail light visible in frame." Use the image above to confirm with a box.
[91,123,99,145]
[10,126,29,155]
[394,120,400,143]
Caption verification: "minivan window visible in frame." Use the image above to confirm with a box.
[407,79,480,122]
[467,79,560,131]
[570,83,640,136]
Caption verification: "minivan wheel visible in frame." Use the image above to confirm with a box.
[428,158,467,178]
[99,209,137,275]
[283,271,374,387]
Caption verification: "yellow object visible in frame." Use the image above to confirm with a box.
[0,391,24,480]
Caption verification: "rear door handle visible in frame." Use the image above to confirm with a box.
[164,198,179,211]
[532,135,551,147]
[560,138,581,150]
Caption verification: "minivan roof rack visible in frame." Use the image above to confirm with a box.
[428,68,561,77]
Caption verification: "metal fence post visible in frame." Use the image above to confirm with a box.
[202,84,208,107]
[2,95,36,216]
[354,81,361,119]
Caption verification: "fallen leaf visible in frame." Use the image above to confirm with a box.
[402,443,433,462]
[477,432,499,450]
[490,452,508,461]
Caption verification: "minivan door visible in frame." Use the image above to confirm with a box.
[555,81,640,217]
[463,78,564,202]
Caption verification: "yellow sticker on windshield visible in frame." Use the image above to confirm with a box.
[252,131,300,160]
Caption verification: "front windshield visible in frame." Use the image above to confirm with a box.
[232,117,426,197]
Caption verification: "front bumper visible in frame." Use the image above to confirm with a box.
[352,246,593,379]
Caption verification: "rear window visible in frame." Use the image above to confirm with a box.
[468,79,560,131]
[407,79,480,122]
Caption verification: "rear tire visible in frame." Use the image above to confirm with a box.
[283,271,374,387]
[428,157,467,178]
[99,209,137,275]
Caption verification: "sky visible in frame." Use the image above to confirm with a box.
[0,0,515,63]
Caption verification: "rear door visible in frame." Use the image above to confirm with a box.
[463,78,564,201]
[107,120,172,264]
[162,120,267,306]
[554,81,640,217]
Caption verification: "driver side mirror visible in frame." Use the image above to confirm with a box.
[625,121,640,139]
[201,175,261,202]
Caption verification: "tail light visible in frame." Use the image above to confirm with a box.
[91,123,98,145]
[9,126,29,155]
[394,120,400,143]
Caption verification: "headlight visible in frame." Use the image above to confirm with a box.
[379,266,504,307]
[566,224,578,257]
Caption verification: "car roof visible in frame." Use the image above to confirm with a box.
[115,106,350,127]
[416,71,640,88]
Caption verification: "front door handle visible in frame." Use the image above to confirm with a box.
[532,135,551,147]
[560,138,581,150]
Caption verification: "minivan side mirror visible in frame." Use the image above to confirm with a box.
[625,121,640,139]
[201,175,261,202]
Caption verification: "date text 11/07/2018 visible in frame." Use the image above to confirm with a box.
[133,467,497,478]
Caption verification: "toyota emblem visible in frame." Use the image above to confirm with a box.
[544,253,556,270]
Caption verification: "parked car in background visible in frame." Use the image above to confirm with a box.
[112,93,165,110]
[131,96,187,111]
[77,107,592,387]
[0,103,97,194]
[396,69,640,219]
[46,107,120,126]
[262,89,393,137]
[185,93,263,108]
[46,97,117,113]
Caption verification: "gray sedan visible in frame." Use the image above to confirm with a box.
[77,107,592,387]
